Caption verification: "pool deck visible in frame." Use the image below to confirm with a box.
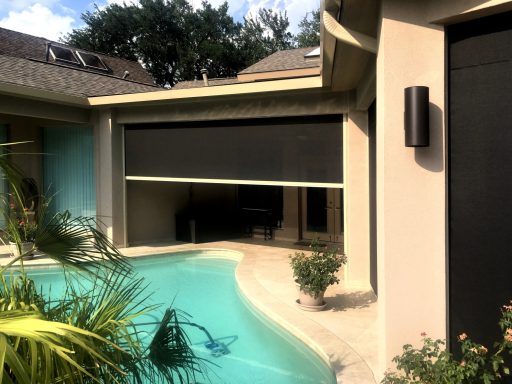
[0,240,379,383]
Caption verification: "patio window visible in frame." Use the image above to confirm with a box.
[43,126,96,218]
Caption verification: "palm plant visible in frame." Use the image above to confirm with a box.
[0,144,207,383]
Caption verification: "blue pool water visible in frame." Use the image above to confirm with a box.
[29,252,335,383]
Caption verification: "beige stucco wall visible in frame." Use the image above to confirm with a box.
[3,117,42,186]
[126,181,190,244]
[376,0,446,374]
[344,110,370,287]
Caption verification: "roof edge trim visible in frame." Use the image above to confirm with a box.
[0,80,89,106]
[88,76,323,106]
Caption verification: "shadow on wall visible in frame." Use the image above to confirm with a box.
[326,290,377,312]
[414,102,444,172]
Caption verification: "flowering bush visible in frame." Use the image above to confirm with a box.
[382,302,512,384]
[3,200,37,243]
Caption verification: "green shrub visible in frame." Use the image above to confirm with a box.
[289,238,346,298]
[382,302,512,384]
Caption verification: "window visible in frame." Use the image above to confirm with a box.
[76,51,108,71]
[49,46,80,64]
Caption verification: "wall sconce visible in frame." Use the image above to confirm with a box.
[404,86,429,147]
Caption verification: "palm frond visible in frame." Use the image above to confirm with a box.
[34,211,131,275]
[147,308,208,384]
[0,310,126,383]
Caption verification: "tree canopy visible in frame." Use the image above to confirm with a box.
[64,0,320,87]
[295,9,321,48]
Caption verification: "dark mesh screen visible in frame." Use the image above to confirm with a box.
[125,116,343,184]
[448,11,512,354]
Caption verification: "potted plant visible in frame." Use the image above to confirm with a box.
[289,238,347,310]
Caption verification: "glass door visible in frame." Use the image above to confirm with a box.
[301,188,343,243]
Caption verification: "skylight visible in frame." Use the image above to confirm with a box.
[76,51,108,71]
[49,46,79,64]
[304,47,320,57]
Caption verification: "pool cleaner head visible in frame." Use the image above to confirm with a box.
[205,341,229,357]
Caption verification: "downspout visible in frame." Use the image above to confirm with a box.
[323,11,377,54]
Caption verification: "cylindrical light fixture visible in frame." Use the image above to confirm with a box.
[404,86,429,147]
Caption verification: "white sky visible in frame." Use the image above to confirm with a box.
[0,0,319,41]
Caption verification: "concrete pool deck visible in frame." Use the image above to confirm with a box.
[0,239,379,383]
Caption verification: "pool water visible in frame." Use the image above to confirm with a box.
[29,253,336,384]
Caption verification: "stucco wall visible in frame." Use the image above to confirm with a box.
[376,0,446,373]
[126,181,190,244]
[345,111,370,287]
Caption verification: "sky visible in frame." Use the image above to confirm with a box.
[0,0,320,41]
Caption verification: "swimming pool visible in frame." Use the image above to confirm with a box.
[29,251,336,384]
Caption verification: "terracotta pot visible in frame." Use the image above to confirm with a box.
[9,241,35,260]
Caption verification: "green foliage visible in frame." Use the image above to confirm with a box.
[0,143,207,383]
[289,239,347,298]
[382,303,512,384]
[63,1,320,87]
[295,9,320,48]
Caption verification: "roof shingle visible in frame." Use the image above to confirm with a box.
[0,54,159,98]
[239,47,320,74]
[0,28,154,85]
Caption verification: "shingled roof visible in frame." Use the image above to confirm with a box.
[239,47,320,74]
[172,46,321,90]
[0,27,160,98]
[0,55,160,97]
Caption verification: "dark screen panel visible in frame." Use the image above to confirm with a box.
[449,11,512,351]
[125,116,343,184]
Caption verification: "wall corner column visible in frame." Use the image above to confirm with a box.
[376,0,447,376]
[95,108,127,247]
[344,111,371,287]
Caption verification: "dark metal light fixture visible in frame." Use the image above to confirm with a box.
[404,86,429,147]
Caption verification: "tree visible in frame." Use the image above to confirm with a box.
[296,9,320,48]
[64,3,139,61]
[186,1,243,80]
[64,0,244,87]
[63,1,297,87]
[239,8,295,66]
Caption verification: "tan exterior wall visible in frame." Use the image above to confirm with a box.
[126,181,190,244]
[344,110,370,287]
[2,117,42,187]
[376,0,446,374]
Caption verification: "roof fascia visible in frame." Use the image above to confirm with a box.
[0,93,91,123]
[237,67,320,82]
[0,81,89,106]
[88,76,323,107]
